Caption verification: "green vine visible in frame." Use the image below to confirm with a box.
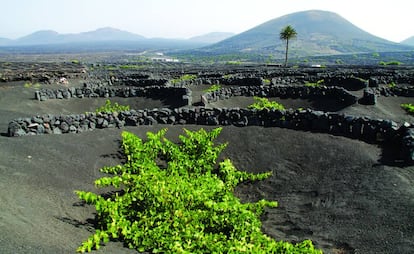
[401,103,414,115]
[305,79,324,87]
[95,100,130,113]
[171,74,197,84]
[203,84,221,93]
[75,128,320,253]
[248,97,285,111]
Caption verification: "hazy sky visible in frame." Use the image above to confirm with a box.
[1,0,412,42]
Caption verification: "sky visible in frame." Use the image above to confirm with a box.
[1,0,413,42]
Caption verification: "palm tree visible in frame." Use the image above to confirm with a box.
[279,25,297,67]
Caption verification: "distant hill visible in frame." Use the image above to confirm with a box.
[194,10,413,58]
[0,37,12,46]
[14,27,146,45]
[188,32,235,44]
[16,30,62,45]
[65,27,146,42]
[0,27,205,52]
[401,36,414,46]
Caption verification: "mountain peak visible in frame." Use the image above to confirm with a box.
[199,10,412,57]
[16,30,61,45]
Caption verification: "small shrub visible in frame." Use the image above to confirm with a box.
[335,59,343,64]
[379,61,402,66]
[105,66,118,71]
[203,84,221,93]
[71,59,80,64]
[171,74,197,84]
[222,74,234,79]
[388,82,397,88]
[263,79,271,85]
[372,52,380,58]
[95,100,130,113]
[305,79,324,87]
[248,97,285,110]
[225,61,241,65]
[24,82,41,88]
[401,103,414,115]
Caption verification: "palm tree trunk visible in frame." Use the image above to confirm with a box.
[284,39,289,67]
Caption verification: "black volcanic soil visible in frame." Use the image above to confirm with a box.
[0,77,414,254]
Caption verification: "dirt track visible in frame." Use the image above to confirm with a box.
[0,82,414,254]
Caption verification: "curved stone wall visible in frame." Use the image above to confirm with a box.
[201,85,358,106]
[5,67,414,164]
[34,85,192,106]
[7,107,414,164]
[379,86,414,97]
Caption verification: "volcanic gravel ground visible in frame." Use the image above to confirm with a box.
[0,82,413,254]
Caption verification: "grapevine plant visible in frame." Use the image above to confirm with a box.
[401,103,414,115]
[305,79,324,88]
[95,99,130,113]
[248,97,285,111]
[203,84,221,93]
[75,128,321,253]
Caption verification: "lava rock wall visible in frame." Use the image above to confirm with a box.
[8,107,414,164]
[34,85,192,106]
[201,85,358,106]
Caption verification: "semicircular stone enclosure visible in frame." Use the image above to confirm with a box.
[6,63,414,164]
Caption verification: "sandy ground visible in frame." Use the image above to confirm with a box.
[0,82,414,253]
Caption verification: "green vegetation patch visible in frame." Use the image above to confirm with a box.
[263,78,271,85]
[203,84,221,93]
[305,79,324,88]
[119,65,144,69]
[75,128,320,253]
[401,103,414,115]
[23,82,41,89]
[95,100,130,113]
[222,74,234,79]
[387,82,397,88]
[171,74,197,84]
[379,61,402,66]
[225,60,242,65]
[248,97,285,111]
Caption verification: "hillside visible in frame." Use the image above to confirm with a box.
[188,32,235,44]
[194,10,413,58]
[0,37,12,46]
[401,36,414,46]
